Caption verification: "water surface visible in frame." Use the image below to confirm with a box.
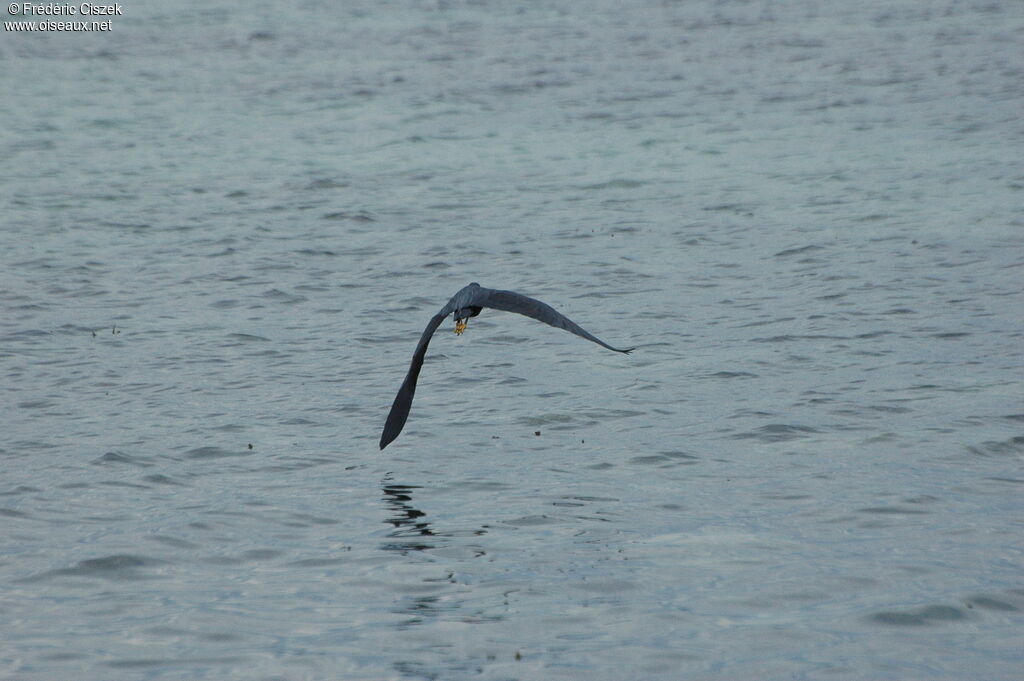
[2,1,1022,679]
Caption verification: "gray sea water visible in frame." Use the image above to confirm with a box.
[2,1,1023,679]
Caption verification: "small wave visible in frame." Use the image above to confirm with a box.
[732,424,819,442]
[867,604,969,626]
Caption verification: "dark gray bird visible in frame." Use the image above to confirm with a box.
[380,282,634,449]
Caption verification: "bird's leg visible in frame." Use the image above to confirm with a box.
[455,319,468,335]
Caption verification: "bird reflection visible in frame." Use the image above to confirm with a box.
[380,476,445,629]
[378,476,499,632]
[380,478,435,553]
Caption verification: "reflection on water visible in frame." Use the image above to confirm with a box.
[381,475,435,553]
[381,476,450,634]
[379,476,503,638]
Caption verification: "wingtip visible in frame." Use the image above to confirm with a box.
[380,426,399,450]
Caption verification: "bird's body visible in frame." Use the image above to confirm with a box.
[379,283,633,449]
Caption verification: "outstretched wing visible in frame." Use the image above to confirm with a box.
[479,287,634,354]
[380,306,451,450]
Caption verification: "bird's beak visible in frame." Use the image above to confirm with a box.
[455,319,468,335]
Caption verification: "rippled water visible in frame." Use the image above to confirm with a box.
[2,1,1023,679]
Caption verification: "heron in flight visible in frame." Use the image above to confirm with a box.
[380,282,634,449]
